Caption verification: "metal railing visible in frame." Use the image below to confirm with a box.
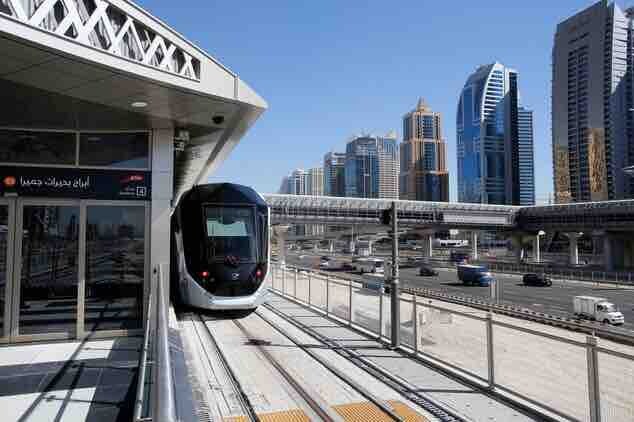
[270,264,634,422]
[134,263,177,422]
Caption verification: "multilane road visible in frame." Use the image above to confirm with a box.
[284,252,634,330]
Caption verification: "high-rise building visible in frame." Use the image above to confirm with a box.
[456,62,535,205]
[278,175,290,194]
[518,107,536,205]
[400,98,449,202]
[306,167,324,196]
[552,1,634,203]
[288,169,307,195]
[324,152,346,196]
[345,133,399,199]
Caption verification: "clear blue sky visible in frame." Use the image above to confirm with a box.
[139,0,599,203]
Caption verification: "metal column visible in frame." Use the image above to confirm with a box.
[390,201,400,348]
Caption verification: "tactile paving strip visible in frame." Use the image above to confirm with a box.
[333,400,429,422]
[224,409,310,422]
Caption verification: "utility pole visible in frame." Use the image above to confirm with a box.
[390,201,400,348]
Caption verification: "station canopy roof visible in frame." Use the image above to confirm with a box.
[0,0,267,201]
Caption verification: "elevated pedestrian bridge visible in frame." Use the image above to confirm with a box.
[265,194,634,232]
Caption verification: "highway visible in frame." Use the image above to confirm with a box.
[284,251,634,331]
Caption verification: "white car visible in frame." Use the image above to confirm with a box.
[319,261,330,268]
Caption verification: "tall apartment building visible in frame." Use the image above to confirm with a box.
[288,168,307,195]
[552,0,634,202]
[306,167,324,196]
[345,133,399,199]
[400,98,449,202]
[324,152,346,196]
[457,62,535,205]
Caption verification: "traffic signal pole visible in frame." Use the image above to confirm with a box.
[390,201,400,348]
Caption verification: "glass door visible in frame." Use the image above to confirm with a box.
[12,199,80,341]
[0,199,14,343]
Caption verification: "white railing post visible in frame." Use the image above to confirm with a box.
[326,274,330,316]
[348,280,353,325]
[486,312,495,390]
[413,293,418,353]
[379,289,384,339]
[308,271,312,305]
[296,270,300,298]
[294,268,298,295]
[282,265,286,292]
[586,336,601,422]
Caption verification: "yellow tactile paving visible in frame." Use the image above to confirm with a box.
[224,409,310,422]
[333,400,430,422]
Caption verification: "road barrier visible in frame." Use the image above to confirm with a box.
[270,263,634,422]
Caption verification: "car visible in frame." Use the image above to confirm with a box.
[319,261,330,268]
[320,256,331,261]
[341,262,354,271]
[419,265,438,276]
[522,273,552,286]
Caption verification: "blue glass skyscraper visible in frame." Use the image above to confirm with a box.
[456,62,535,205]
[345,134,399,199]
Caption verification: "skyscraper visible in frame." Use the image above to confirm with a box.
[552,0,633,203]
[345,133,399,199]
[456,62,535,205]
[518,107,536,205]
[324,152,346,196]
[288,169,307,195]
[400,98,449,202]
[306,167,324,196]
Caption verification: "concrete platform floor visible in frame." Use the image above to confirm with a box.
[0,336,141,422]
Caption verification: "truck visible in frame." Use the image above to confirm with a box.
[353,258,385,274]
[457,264,493,286]
[573,296,624,325]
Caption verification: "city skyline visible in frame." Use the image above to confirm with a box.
[195,0,620,203]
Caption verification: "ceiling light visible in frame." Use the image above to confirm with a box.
[131,101,148,108]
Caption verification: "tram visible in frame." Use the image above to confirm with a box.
[171,183,269,315]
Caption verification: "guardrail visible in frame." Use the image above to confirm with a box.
[134,263,177,422]
[269,263,634,422]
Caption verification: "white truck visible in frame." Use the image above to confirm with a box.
[573,296,624,325]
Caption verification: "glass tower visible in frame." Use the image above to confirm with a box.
[345,134,399,199]
[457,62,534,205]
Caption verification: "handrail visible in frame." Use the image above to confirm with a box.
[133,285,153,421]
[154,263,177,422]
[133,263,176,422]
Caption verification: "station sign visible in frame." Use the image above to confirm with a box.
[0,166,151,201]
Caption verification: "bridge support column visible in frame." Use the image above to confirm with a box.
[604,234,615,272]
[510,234,524,263]
[565,232,581,266]
[424,234,433,259]
[533,235,541,263]
[471,231,479,260]
[272,225,292,266]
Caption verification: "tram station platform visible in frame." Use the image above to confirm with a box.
[173,293,552,422]
[0,337,140,422]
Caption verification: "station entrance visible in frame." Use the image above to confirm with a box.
[0,197,149,344]
[0,129,152,344]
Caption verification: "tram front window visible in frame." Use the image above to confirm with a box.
[205,206,256,263]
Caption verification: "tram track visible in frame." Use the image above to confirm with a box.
[261,301,469,422]
[188,312,261,422]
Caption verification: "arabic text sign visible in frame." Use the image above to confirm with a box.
[0,166,151,200]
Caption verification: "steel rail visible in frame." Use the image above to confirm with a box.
[193,314,260,422]
[154,265,177,422]
[133,289,153,422]
[262,302,468,422]
[252,310,404,421]
[232,319,346,422]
